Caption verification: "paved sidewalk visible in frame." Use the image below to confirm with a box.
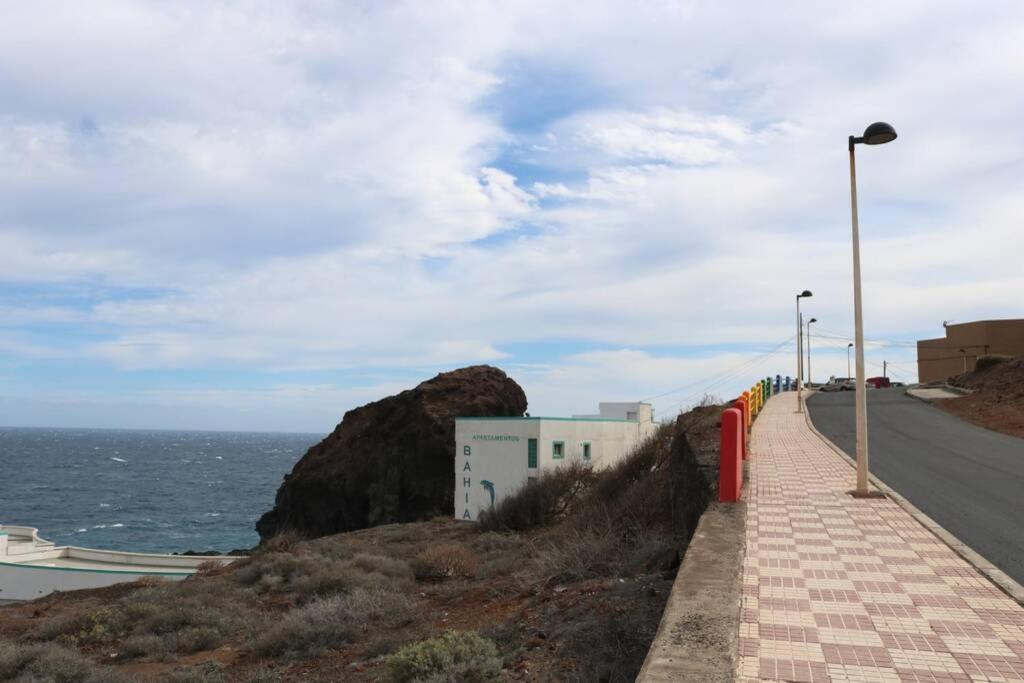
[739,391,1024,682]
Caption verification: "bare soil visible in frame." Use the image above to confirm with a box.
[940,356,1024,439]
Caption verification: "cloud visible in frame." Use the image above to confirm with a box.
[0,1,1021,429]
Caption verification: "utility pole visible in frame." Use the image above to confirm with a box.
[883,360,887,378]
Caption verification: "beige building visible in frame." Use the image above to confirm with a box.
[917,319,1024,383]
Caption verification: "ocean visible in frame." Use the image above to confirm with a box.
[0,427,320,554]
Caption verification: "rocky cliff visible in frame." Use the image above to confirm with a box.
[256,365,528,540]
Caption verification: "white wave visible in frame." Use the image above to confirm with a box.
[76,528,87,533]
[99,503,111,508]
[110,456,127,463]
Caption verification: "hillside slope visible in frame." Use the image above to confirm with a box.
[941,355,1024,438]
[0,404,723,683]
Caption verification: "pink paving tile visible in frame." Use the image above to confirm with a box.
[736,391,1024,682]
[821,643,895,668]
[814,613,876,631]
[879,631,950,653]
[760,624,821,643]
[759,657,830,683]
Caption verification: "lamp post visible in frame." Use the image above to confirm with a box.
[807,318,817,387]
[849,121,897,496]
[847,343,853,380]
[796,290,813,412]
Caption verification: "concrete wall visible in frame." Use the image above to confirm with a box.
[917,319,1024,382]
[454,410,658,521]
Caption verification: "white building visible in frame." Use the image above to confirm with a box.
[0,524,237,602]
[454,402,656,521]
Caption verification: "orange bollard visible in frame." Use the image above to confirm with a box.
[719,407,743,502]
[741,392,751,430]
[732,399,748,459]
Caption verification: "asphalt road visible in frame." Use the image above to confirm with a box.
[807,389,1024,586]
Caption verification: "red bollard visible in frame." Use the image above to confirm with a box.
[719,407,743,502]
[732,399,748,460]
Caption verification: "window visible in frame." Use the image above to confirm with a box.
[626,411,638,421]
[527,438,538,468]
[552,441,565,459]
[581,442,591,461]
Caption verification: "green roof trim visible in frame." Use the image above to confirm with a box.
[455,416,638,423]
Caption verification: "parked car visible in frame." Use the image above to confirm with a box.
[866,376,891,389]
[820,377,855,392]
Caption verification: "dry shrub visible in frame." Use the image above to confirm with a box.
[173,625,223,654]
[385,630,502,683]
[975,354,1012,372]
[258,528,303,554]
[195,559,226,576]
[477,460,596,532]
[0,640,135,683]
[119,633,167,660]
[236,549,415,601]
[412,543,478,580]
[25,605,129,646]
[251,587,416,657]
[508,420,710,586]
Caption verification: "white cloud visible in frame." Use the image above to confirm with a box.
[0,1,1021,428]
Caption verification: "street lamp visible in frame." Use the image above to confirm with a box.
[807,318,817,387]
[847,343,853,380]
[849,121,897,496]
[796,290,813,412]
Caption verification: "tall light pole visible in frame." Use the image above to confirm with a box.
[807,318,817,387]
[849,121,897,496]
[847,343,853,379]
[796,290,813,412]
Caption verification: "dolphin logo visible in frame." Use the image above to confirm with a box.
[480,480,495,507]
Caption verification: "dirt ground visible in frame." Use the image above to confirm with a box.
[940,356,1024,439]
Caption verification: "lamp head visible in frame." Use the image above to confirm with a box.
[848,343,854,348]
[863,121,897,145]
[798,290,813,298]
[809,318,817,324]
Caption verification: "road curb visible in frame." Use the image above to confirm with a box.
[801,403,1024,607]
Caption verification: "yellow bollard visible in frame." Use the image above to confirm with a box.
[742,391,752,429]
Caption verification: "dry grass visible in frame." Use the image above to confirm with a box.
[477,459,597,532]
[251,588,416,658]
[412,543,478,580]
[0,402,723,683]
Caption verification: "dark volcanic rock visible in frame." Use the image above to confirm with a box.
[256,365,528,541]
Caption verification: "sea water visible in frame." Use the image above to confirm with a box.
[0,427,319,554]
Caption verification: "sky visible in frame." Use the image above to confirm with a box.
[1,2,1021,433]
